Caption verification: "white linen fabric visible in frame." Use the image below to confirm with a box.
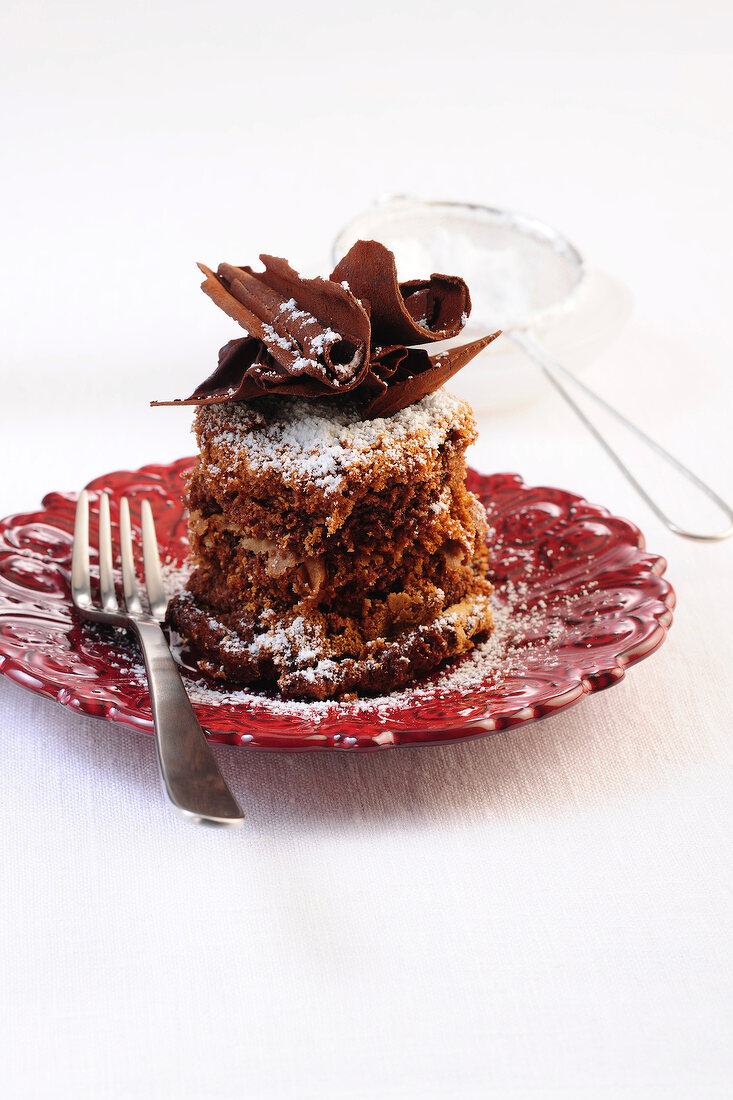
[1,4,732,1097]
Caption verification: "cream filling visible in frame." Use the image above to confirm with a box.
[239,537,298,576]
[442,539,468,569]
[303,555,326,593]
[239,536,325,593]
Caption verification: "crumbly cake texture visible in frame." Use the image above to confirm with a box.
[167,388,494,700]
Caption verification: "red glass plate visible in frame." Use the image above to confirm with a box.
[0,460,675,750]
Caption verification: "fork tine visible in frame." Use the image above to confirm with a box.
[119,497,143,616]
[98,492,119,612]
[71,489,92,608]
[141,500,167,621]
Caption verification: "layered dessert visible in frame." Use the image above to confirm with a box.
[154,240,500,700]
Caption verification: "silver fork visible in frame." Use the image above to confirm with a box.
[71,489,244,827]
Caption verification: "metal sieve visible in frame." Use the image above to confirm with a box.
[333,196,732,542]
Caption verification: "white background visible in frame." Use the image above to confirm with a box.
[1,3,732,1098]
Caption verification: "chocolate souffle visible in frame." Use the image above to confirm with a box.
[154,240,500,700]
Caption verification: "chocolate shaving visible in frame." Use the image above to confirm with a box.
[153,241,501,416]
[200,256,371,389]
[331,239,471,346]
[358,333,501,419]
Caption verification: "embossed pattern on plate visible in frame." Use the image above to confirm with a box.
[0,460,675,750]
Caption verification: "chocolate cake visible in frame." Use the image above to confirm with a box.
[155,240,501,700]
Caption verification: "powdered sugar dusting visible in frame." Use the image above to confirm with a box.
[175,583,565,719]
[91,562,603,738]
[101,566,590,725]
[256,298,351,382]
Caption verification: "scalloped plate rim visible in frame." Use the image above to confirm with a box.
[0,459,676,752]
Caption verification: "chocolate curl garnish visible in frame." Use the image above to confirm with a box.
[331,240,471,346]
[358,332,502,419]
[152,243,501,413]
[200,256,371,389]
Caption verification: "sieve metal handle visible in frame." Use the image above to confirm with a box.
[509,331,733,542]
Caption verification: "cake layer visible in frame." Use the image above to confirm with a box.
[168,587,494,701]
[186,454,473,559]
[189,389,479,544]
[186,478,488,619]
[182,538,490,636]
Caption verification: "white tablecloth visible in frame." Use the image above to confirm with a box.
[2,4,732,1097]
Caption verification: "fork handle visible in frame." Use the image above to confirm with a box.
[132,620,244,826]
